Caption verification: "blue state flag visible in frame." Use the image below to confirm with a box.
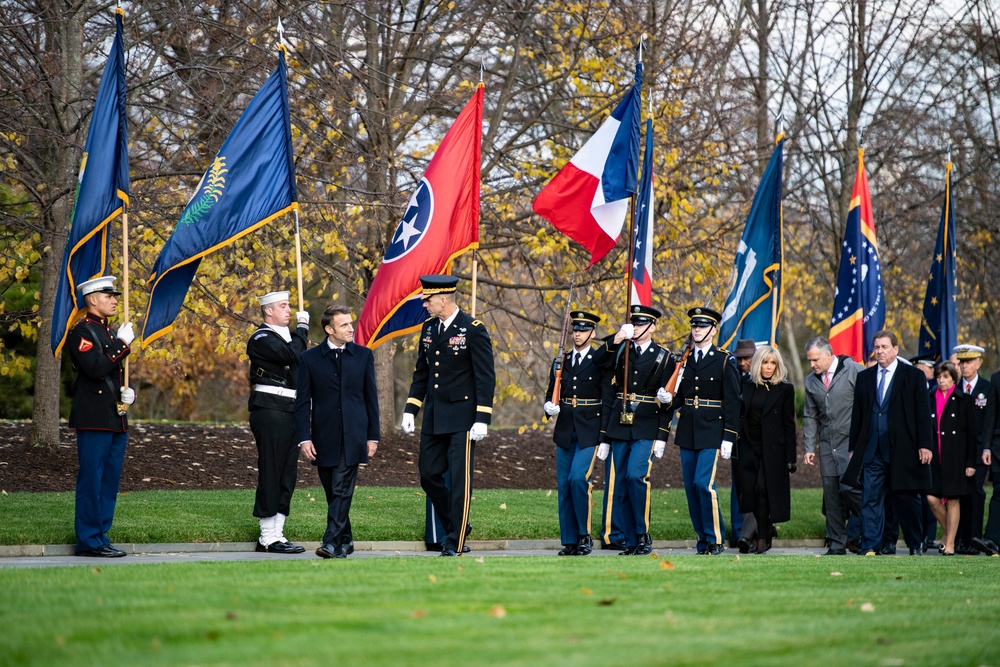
[141,50,297,348]
[51,10,129,357]
[718,137,784,349]
[917,161,957,361]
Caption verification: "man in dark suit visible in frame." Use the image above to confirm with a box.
[843,330,933,555]
[954,344,991,554]
[295,304,379,559]
[595,305,676,555]
[730,338,757,549]
[401,275,496,557]
[68,276,135,558]
[975,364,1000,556]
[543,311,611,556]
[671,306,741,555]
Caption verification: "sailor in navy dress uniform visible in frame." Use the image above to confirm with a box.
[543,311,612,556]
[247,290,310,554]
[671,306,741,555]
[594,304,676,555]
[401,275,496,556]
[67,276,135,557]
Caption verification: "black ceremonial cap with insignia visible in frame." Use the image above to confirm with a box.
[570,311,601,331]
[688,306,722,327]
[419,274,459,299]
[629,304,662,324]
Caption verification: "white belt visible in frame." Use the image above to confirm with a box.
[253,385,296,399]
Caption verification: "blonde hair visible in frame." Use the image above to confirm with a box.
[749,345,787,385]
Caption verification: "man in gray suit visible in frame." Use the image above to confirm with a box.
[803,336,864,555]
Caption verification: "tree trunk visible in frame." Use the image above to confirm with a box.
[374,343,397,436]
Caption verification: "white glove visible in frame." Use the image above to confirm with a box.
[653,440,666,459]
[656,388,672,404]
[116,322,135,345]
[543,401,561,416]
[120,387,135,405]
[597,443,611,461]
[720,440,733,460]
[296,311,310,325]
[470,422,488,441]
[618,323,635,340]
[401,413,415,435]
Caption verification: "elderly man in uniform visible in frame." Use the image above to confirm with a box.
[68,276,135,557]
[402,275,496,557]
[803,336,864,555]
[670,306,741,555]
[247,290,310,554]
[953,344,991,555]
[543,311,611,556]
[594,305,676,556]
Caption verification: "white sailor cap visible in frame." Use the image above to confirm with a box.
[78,276,121,296]
[258,291,291,306]
[953,344,985,360]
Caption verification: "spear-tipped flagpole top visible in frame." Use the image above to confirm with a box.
[946,142,952,163]
[648,88,653,115]
[277,17,285,48]
[480,57,485,83]
[638,33,647,63]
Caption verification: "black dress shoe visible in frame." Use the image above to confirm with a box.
[256,540,306,554]
[880,545,896,555]
[439,547,459,557]
[955,542,978,555]
[601,539,627,551]
[909,548,923,555]
[333,545,349,559]
[924,540,941,551]
[823,549,847,555]
[619,545,637,555]
[76,545,126,558]
[845,538,861,554]
[315,543,337,559]
[736,537,752,554]
[630,534,652,556]
[706,544,725,556]
[971,537,1000,556]
[425,542,444,552]
[557,544,578,556]
[576,535,593,556]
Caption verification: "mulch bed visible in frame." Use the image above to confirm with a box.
[0,421,820,493]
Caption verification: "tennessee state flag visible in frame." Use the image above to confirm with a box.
[631,116,655,306]
[355,84,483,348]
[533,63,642,268]
[829,148,885,362]
[917,160,957,361]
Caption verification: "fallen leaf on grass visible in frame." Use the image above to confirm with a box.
[830,572,842,576]
[860,602,875,612]
[225,611,238,620]
[411,610,426,618]
[428,574,437,583]
[487,605,506,618]
[598,598,616,606]
[581,588,593,596]
[475,556,485,563]
[90,567,101,574]
[617,572,628,580]
[546,490,552,496]
[659,560,675,570]
[499,503,507,510]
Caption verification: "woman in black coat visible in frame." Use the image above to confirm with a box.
[736,345,797,554]
[927,361,978,555]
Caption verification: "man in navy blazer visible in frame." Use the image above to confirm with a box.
[295,305,380,559]
[843,330,933,555]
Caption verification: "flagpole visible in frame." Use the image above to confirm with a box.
[771,115,784,346]
[122,206,130,389]
[470,63,486,320]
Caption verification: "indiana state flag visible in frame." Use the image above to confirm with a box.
[829,148,885,362]
[918,160,957,361]
[719,136,785,349]
[51,10,129,357]
[533,62,642,268]
[355,83,483,348]
[141,49,297,348]
[630,116,655,307]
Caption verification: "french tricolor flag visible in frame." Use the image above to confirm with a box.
[533,63,642,267]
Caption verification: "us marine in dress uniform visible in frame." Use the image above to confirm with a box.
[594,305,676,555]
[543,311,612,556]
[671,306,741,555]
[953,344,992,555]
[67,276,136,557]
[247,290,310,554]
[401,275,496,557]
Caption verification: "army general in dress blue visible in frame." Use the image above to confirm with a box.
[401,275,496,556]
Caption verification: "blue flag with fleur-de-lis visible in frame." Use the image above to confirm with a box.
[141,50,297,347]
[917,162,957,361]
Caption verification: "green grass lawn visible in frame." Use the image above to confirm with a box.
[0,486,826,545]
[1,556,997,667]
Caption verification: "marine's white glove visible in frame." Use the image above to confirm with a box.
[656,388,673,404]
[597,443,611,461]
[116,322,135,345]
[470,422,488,441]
[720,440,734,460]
[120,387,135,405]
[617,323,635,341]
[653,440,666,459]
[296,311,310,325]
[401,413,415,435]
[543,401,561,416]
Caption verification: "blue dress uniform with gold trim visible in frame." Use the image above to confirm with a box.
[545,311,612,555]
[673,307,742,554]
[596,305,676,555]
[405,276,496,555]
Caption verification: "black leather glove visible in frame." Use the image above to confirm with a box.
[786,462,797,474]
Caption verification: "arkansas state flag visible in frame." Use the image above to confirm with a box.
[533,63,642,267]
[355,84,483,348]
[631,116,655,306]
[829,148,885,362]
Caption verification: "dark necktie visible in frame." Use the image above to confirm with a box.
[696,349,703,364]
[574,352,581,367]
[877,368,887,405]
[333,348,342,370]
